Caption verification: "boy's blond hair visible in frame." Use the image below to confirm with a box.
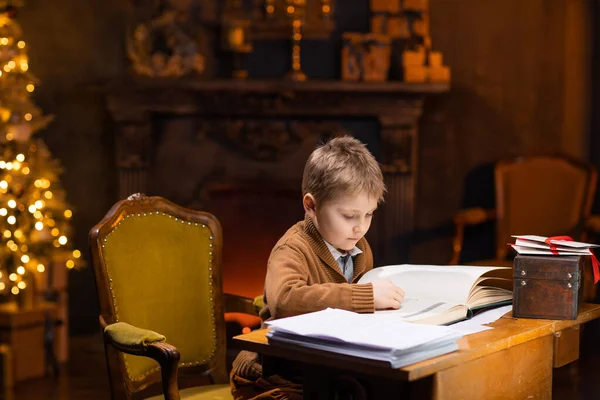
[302,136,386,204]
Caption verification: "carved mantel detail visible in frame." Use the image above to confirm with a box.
[105,77,448,263]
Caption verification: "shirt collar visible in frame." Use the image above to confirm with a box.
[323,240,363,261]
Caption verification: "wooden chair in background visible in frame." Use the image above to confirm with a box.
[89,194,258,400]
[450,155,600,298]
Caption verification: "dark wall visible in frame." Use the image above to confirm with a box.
[19,0,128,335]
[592,1,600,215]
[16,0,596,335]
[414,0,593,263]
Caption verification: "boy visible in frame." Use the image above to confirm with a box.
[231,136,405,399]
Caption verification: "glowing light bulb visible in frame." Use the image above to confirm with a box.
[7,200,16,208]
[17,282,26,289]
[16,154,24,162]
[24,113,32,121]
[28,205,36,213]
[51,228,59,236]
[0,38,8,45]
[3,230,10,238]
[64,210,72,218]
[26,84,34,92]
[66,260,75,269]
[11,287,19,295]
[9,273,17,281]
[44,191,53,199]
[20,255,29,263]
[0,181,7,189]
[73,250,81,258]
[0,208,6,216]
[58,236,68,245]
[35,221,43,230]
[7,216,16,224]
[7,61,15,69]
[22,167,30,175]
[37,264,45,272]
[16,266,25,275]
[34,200,44,209]
[0,283,5,291]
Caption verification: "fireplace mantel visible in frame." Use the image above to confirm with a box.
[106,78,448,118]
[104,77,449,263]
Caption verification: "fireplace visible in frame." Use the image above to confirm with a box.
[104,77,448,298]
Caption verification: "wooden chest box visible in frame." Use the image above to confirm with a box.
[513,255,587,320]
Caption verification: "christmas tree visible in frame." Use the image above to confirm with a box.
[0,0,82,300]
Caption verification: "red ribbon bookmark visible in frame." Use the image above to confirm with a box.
[545,236,600,284]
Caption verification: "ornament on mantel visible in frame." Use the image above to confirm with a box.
[127,1,205,78]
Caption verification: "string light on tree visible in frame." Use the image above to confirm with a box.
[0,0,83,300]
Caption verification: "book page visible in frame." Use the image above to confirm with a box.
[358,264,508,305]
[265,308,461,351]
[373,298,462,322]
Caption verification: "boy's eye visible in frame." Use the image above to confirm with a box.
[343,214,356,220]
[366,213,373,218]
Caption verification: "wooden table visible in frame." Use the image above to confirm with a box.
[234,303,600,399]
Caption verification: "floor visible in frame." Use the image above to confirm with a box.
[7,320,600,400]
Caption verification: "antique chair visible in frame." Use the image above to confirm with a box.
[89,194,259,400]
[450,155,599,273]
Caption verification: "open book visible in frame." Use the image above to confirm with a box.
[358,264,513,325]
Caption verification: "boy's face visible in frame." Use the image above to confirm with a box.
[304,192,378,251]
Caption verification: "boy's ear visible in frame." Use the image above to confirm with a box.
[303,193,317,217]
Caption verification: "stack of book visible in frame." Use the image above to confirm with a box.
[266,308,463,368]
[510,235,598,256]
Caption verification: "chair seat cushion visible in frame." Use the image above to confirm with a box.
[147,384,232,400]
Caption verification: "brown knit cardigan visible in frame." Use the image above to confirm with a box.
[233,216,375,379]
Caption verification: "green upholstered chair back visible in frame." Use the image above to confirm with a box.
[90,194,227,398]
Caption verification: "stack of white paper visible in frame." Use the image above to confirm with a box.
[510,235,599,256]
[265,308,463,368]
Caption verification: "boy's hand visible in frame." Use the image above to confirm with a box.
[372,280,405,310]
